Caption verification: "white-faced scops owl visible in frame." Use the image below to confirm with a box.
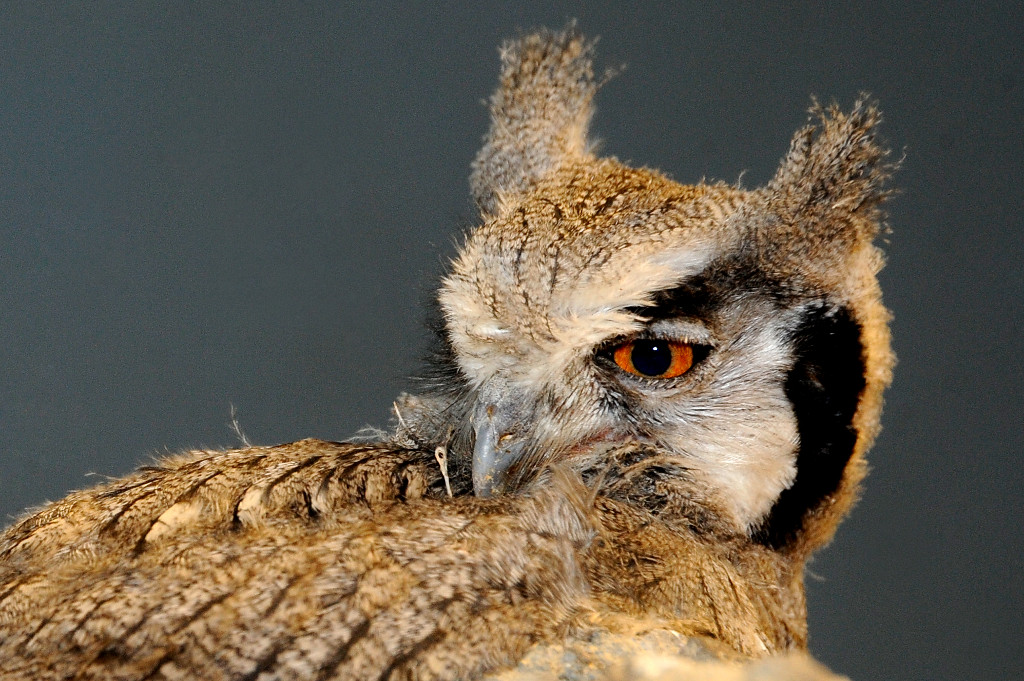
[0,27,894,681]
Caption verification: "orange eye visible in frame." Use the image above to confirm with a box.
[612,338,695,379]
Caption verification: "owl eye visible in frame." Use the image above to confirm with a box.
[612,338,696,379]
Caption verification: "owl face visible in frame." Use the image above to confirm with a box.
[442,163,836,532]
[418,28,891,549]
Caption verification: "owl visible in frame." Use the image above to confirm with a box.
[0,27,892,681]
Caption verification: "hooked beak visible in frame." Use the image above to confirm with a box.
[472,383,530,497]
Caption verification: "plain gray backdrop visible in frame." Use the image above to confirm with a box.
[1,3,1020,679]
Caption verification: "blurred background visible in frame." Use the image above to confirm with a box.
[1,3,1020,679]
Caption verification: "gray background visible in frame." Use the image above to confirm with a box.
[1,3,1020,679]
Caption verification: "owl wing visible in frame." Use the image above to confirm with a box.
[0,440,596,680]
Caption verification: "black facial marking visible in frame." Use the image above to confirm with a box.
[625,277,716,322]
[755,304,866,549]
[421,303,469,397]
[402,301,476,484]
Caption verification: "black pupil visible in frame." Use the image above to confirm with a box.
[630,339,673,376]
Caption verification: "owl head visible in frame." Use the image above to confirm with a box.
[398,28,894,557]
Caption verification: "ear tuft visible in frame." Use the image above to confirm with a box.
[470,26,598,217]
[766,98,895,249]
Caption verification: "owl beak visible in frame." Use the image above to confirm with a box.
[472,384,529,497]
